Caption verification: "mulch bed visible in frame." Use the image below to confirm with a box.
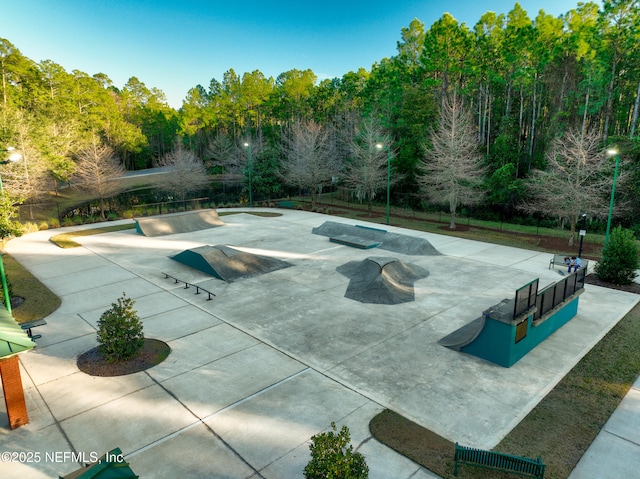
[77,338,170,377]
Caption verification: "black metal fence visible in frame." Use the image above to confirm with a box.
[534,267,586,321]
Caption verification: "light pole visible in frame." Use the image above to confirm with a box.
[578,213,587,258]
[376,143,391,225]
[605,148,620,246]
[0,147,22,314]
[243,142,252,208]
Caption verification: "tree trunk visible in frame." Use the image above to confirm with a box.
[630,76,640,139]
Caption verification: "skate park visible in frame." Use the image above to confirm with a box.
[1,208,638,478]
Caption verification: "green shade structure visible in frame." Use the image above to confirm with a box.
[0,308,36,359]
[59,448,137,479]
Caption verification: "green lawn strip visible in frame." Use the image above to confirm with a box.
[3,253,61,322]
[370,302,640,479]
[49,223,137,248]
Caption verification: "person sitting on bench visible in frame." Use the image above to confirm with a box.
[568,256,582,273]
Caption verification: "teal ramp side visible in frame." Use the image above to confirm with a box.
[135,210,224,237]
[171,246,223,279]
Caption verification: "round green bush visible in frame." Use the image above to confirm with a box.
[97,293,144,363]
[304,422,368,479]
[595,226,639,285]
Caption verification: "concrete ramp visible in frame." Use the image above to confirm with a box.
[336,257,429,304]
[438,316,487,351]
[171,245,292,282]
[135,210,224,237]
[313,221,440,256]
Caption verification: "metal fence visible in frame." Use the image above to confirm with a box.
[533,267,586,321]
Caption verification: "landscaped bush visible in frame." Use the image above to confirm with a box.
[304,423,368,479]
[97,293,144,363]
[595,226,639,285]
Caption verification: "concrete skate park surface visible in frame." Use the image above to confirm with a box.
[1,209,638,479]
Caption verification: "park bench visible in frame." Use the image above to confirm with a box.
[454,443,545,479]
[549,254,589,272]
[20,318,47,340]
[277,201,295,209]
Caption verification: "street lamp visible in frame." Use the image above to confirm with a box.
[0,147,21,314]
[578,213,587,258]
[605,148,620,246]
[376,143,391,225]
[243,142,252,208]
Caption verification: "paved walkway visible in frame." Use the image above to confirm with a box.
[1,209,638,478]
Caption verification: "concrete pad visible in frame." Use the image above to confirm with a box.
[25,313,96,348]
[204,369,370,471]
[56,277,163,314]
[44,264,137,296]
[133,305,222,341]
[3,210,639,478]
[127,422,256,478]
[163,343,306,419]
[147,323,260,382]
[0,423,76,478]
[37,371,155,421]
[18,335,97,386]
[60,384,197,456]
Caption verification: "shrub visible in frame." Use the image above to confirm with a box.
[48,218,60,228]
[304,423,368,479]
[595,226,639,285]
[96,293,144,362]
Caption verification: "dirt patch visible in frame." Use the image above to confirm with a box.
[585,274,640,294]
[77,338,170,377]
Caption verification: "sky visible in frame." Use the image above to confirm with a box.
[3,0,592,109]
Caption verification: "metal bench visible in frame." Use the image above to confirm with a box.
[454,443,545,479]
[20,318,47,340]
[277,201,295,209]
[549,254,589,272]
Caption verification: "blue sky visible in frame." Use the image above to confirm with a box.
[4,1,591,109]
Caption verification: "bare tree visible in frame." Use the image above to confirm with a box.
[205,130,236,176]
[521,128,625,246]
[74,139,125,219]
[282,120,340,209]
[417,93,486,229]
[344,117,397,216]
[156,140,209,206]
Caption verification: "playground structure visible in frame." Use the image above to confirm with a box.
[440,267,587,367]
[134,209,224,236]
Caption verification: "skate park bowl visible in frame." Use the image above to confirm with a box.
[336,257,429,304]
[171,244,293,282]
[312,221,441,255]
[439,268,587,367]
[134,210,224,237]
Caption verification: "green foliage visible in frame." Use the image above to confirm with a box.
[0,192,23,240]
[595,226,639,285]
[97,293,144,363]
[304,423,369,479]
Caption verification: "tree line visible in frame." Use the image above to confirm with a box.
[0,0,639,238]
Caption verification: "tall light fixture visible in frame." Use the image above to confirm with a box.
[243,142,253,208]
[0,147,22,313]
[376,143,391,225]
[605,148,620,246]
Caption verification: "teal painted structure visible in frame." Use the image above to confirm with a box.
[442,268,586,368]
[461,294,581,367]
